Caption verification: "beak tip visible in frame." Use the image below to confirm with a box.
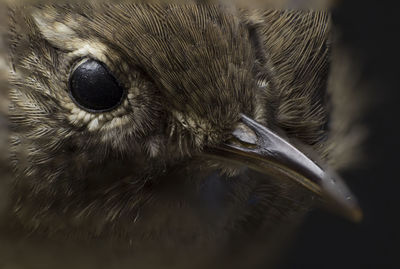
[350,207,363,223]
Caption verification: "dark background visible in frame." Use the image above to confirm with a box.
[282,1,400,268]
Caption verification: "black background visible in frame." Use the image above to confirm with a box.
[282,1,400,268]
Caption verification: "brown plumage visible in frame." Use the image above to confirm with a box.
[2,3,362,269]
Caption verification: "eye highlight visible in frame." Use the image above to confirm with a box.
[69,59,125,112]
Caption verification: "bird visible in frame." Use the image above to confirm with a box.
[2,3,363,269]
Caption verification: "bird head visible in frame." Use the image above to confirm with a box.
[8,4,360,239]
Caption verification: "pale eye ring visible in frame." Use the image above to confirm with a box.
[69,59,126,113]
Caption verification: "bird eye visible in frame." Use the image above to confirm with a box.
[69,59,125,112]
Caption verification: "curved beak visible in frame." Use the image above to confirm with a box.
[208,114,362,222]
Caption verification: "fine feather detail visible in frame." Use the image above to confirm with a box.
[2,5,366,268]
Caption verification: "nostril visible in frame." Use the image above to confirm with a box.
[231,122,258,146]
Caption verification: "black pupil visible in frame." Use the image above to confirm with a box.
[69,59,124,112]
